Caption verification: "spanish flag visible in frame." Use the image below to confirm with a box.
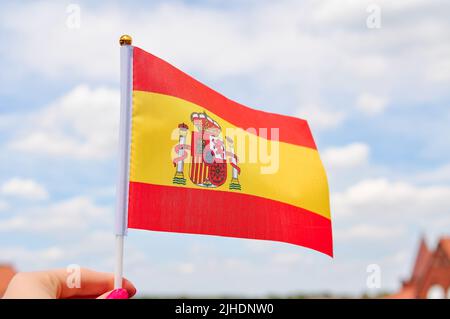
[120,44,332,257]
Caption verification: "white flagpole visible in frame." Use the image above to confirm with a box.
[114,35,133,289]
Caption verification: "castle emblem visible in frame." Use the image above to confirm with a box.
[172,112,241,190]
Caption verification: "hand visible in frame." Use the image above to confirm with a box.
[2,268,136,299]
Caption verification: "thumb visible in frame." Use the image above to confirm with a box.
[97,288,129,299]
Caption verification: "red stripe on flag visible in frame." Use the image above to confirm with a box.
[133,47,317,150]
[128,181,333,256]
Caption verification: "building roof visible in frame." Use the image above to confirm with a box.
[389,235,450,299]
[437,237,450,258]
[0,264,16,297]
[410,237,432,282]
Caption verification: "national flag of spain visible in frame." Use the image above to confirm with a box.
[120,45,333,257]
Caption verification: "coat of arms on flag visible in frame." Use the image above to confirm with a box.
[172,112,241,190]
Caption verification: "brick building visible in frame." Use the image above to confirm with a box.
[390,236,450,299]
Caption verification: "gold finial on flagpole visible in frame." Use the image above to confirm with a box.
[119,34,132,46]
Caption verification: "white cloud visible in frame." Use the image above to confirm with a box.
[0,230,118,271]
[426,56,450,83]
[0,246,66,269]
[312,0,364,23]
[322,143,370,169]
[356,93,388,115]
[332,178,450,220]
[270,252,312,267]
[1,178,48,200]
[2,1,449,103]
[337,224,405,241]
[9,85,119,159]
[177,262,195,275]
[414,163,450,184]
[0,196,111,233]
[347,56,389,79]
[296,105,346,131]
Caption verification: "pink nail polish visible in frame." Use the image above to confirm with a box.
[106,288,129,299]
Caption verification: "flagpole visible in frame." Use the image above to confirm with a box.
[114,34,133,289]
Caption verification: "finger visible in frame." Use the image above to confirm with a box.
[96,288,129,299]
[97,290,114,299]
[56,268,136,298]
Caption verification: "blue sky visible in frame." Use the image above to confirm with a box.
[1,0,450,296]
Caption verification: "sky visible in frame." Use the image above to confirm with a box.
[0,0,450,297]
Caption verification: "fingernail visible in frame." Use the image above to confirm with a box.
[106,288,129,299]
